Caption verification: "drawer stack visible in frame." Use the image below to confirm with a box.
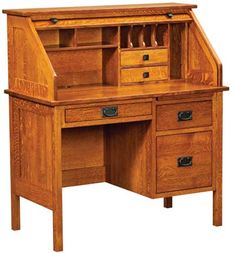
[120,24,169,85]
[156,97,213,194]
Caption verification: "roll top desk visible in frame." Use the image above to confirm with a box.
[3,3,228,251]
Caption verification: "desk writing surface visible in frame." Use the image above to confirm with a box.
[56,81,228,105]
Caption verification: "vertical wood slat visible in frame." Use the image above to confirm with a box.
[151,24,158,47]
[168,23,171,80]
[138,25,146,47]
[127,25,133,48]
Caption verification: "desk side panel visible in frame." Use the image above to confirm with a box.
[187,11,222,86]
[7,16,55,100]
[10,97,55,209]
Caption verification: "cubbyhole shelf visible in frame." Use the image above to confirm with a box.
[37,27,119,51]
[120,24,168,50]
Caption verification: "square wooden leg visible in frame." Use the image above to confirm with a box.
[11,193,20,230]
[53,109,63,251]
[213,189,222,226]
[213,93,222,226]
[164,197,173,208]
[53,205,63,251]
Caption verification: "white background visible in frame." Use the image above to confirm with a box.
[0,0,234,252]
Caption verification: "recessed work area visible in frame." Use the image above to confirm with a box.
[61,121,152,196]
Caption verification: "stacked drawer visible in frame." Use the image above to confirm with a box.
[120,48,168,84]
[156,97,213,194]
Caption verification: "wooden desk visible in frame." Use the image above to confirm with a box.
[3,3,228,251]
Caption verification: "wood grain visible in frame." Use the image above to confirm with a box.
[156,131,212,193]
[4,3,228,251]
[106,121,153,197]
[62,126,104,170]
[3,3,197,19]
[33,14,192,29]
[65,101,152,123]
[156,100,212,131]
[7,16,55,100]
[121,66,168,84]
[213,93,223,226]
[121,49,168,67]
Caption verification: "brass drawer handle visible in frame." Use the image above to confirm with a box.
[143,54,149,61]
[102,106,118,118]
[177,156,193,167]
[178,111,192,121]
[143,72,149,78]
[50,18,59,24]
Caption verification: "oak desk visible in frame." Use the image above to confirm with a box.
[3,3,228,251]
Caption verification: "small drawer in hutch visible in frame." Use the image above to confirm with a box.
[121,66,168,84]
[121,49,168,67]
[156,131,212,193]
[156,100,212,131]
[65,101,152,124]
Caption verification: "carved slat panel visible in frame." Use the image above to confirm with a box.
[11,97,54,191]
[8,16,55,100]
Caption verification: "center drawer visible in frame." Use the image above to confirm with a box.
[156,131,212,193]
[65,101,152,123]
[121,49,168,67]
[156,100,212,131]
[121,66,168,84]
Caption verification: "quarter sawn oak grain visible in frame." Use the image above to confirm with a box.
[4,3,228,251]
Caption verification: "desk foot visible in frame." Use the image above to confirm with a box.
[53,209,63,251]
[164,197,173,208]
[213,190,222,226]
[11,194,21,230]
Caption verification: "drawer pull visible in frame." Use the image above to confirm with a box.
[143,54,149,61]
[178,110,192,121]
[177,156,193,167]
[143,72,150,78]
[102,106,118,118]
[50,18,59,24]
[166,12,174,18]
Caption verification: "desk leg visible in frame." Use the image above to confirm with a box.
[53,191,63,251]
[11,193,20,230]
[164,197,173,208]
[10,98,21,230]
[213,93,222,226]
[52,109,63,251]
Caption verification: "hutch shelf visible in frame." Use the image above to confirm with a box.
[3,3,228,251]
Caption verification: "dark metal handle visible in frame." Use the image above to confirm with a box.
[178,111,192,121]
[143,54,149,61]
[143,72,149,78]
[166,12,174,18]
[177,156,193,167]
[50,18,59,24]
[102,106,118,118]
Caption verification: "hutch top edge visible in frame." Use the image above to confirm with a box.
[2,3,197,20]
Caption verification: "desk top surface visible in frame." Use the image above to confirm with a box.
[6,81,228,106]
[2,3,197,18]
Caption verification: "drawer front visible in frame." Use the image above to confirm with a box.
[65,102,152,123]
[156,100,212,131]
[121,49,168,66]
[121,66,168,84]
[156,131,212,193]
